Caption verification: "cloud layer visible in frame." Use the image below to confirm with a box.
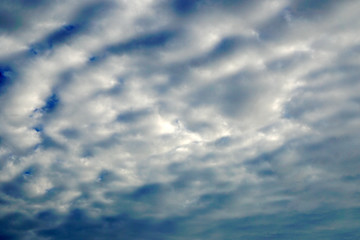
[1,0,360,239]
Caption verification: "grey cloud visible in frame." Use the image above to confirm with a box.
[116,108,152,123]
[187,70,276,120]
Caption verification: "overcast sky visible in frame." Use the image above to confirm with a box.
[1,0,360,239]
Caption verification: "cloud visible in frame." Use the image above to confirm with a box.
[0,0,360,239]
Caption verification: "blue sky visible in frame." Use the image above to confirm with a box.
[0,0,360,239]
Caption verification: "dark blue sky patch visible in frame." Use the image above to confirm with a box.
[190,207,360,239]
[171,0,202,15]
[257,13,289,41]
[297,136,360,175]
[170,0,254,16]
[197,192,234,210]
[81,147,94,158]
[30,24,81,54]
[116,108,150,123]
[290,0,338,17]
[0,165,42,198]
[46,25,81,49]
[182,120,212,135]
[188,73,260,118]
[29,2,113,55]
[32,144,41,151]
[0,232,17,240]
[305,64,360,86]
[67,208,88,222]
[190,36,243,66]
[60,128,79,139]
[1,182,23,199]
[0,65,15,94]
[41,94,59,113]
[1,200,359,239]
[312,109,360,131]
[86,54,108,66]
[0,10,22,33]
[107,30,177,54]
[28,47,39,56]
[88,56,98,62]
[210,37,239,58]
[152,64,190,94]
[257,169,276,177]
[37,186,66,202]
[96,170,118,184]
[282,90,322,120]
[36,210,179,240]
[18,0,46,8]
[244,146,285,166]
[93,134,121,150]
[33,125,43,133]
[39,135,65,150]
[0,197,9,205]
[0,66,14,78]
[36,210,60,223]
[0,0,47,9]
[341,174,360,182]
[129,183,166,201]
[37,209,108,240]
[72,1,114,26]
[171,168,216,190]
[0,212,37,240]
[218,0,251,6]
[22,165,40,178]
[282,208,357,233]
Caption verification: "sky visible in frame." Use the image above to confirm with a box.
[0,0,360,239]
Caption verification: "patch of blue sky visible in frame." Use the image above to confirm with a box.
[0,65,15,95]
[41,94,59,113]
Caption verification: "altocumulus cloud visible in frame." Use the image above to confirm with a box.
[0,0,360,239]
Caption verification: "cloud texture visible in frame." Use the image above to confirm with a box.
[0,0,360,239]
